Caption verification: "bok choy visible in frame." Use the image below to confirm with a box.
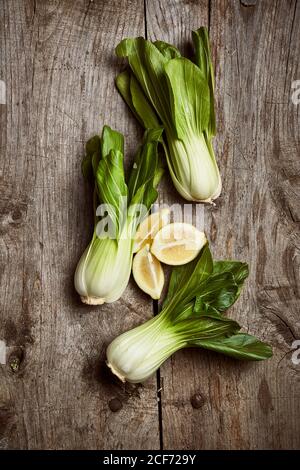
[106,245,272,382]
[74,126,163,305]
[115,27,221,203]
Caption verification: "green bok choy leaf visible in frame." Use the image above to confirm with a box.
[74,126,163,305]
[115,27,221,203]
[106,245,272,382]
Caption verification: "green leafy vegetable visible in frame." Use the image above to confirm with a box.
[106,245,272,383]
[193,333,272,361]
[115,27,221,203]
[74,126,163,305]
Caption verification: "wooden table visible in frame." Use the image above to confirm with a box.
[1,0,299,450]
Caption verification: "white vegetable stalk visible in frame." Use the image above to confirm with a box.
[107,315,182,383]
[74,232,133,305]
[166,132,221,203]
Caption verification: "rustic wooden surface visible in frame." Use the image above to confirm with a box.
[0,0,299,450]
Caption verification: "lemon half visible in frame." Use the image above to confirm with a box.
[132,244,164,299]
[151,223,206,266]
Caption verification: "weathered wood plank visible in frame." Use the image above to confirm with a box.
[147,0,300,450]
[0,0,160,450]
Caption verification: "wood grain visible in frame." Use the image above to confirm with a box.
[0,0,159,450]
[147,0,300,450]
[0,0,299,450]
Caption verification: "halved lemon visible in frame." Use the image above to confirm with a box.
[132,244,164,299]
[133,208,170,253]
[151,223,206,265]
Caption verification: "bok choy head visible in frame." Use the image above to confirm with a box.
[115,27,221,203]
[74,126,163,305]
[106,245,272,383]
